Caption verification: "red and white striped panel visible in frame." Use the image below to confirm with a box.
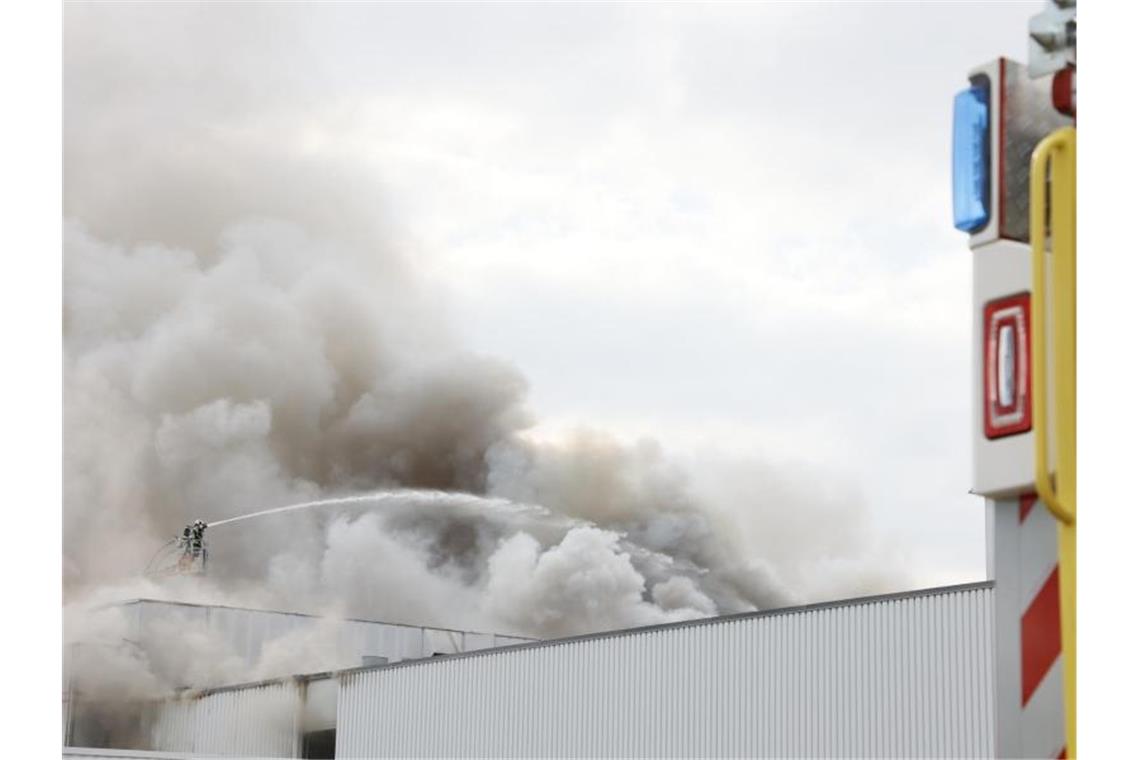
[1017,492,1066,759]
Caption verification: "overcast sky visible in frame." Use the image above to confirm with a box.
[65,1,1035,591]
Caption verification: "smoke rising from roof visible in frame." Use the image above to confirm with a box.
[63,2,912,721]
[64,215,796,630]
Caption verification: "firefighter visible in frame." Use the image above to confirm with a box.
[189,520,207,558]
[176,520,208,571]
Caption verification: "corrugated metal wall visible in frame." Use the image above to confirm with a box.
[149,681,301,757]
[336,583,995,758]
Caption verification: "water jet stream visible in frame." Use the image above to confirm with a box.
[206,488,566,529]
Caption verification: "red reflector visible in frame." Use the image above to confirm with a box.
[983,293,1032,439]
[1052,67,1075,118]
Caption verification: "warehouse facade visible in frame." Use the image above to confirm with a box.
[125,581,995,758]
[64,599,533,750]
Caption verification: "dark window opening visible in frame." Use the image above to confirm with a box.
[302,728,336,759]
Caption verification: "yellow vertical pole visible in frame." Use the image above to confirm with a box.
[1030,126,1076,756]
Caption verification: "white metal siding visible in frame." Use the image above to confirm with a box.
[150,681,301,757]
[336,585,995,758]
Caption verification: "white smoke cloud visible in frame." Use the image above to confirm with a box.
[65,217,798,630]
[482,527,713,636]
[63,3,916,737]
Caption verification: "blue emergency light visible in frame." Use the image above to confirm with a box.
[952,85,991,232]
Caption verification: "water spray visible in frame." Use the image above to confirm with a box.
[142,488,686,589]
[204,489,560,529]
[142,489,569,578]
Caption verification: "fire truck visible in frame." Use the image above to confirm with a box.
[957,0,1076,755]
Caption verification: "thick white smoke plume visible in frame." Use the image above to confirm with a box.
[64,218,774,629]
[63,216,786,712]
[63,3,912,723]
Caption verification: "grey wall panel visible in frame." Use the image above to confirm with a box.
[148,698,196,754]
[336,585,995,758]
[463,632,495,651]
[150,681,301,758]
[424,627,463,655]
[135,601,204,643]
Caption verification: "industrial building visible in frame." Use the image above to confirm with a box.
[63,599,533,752]
[66,581,995,758]
[61,3,1079,757]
